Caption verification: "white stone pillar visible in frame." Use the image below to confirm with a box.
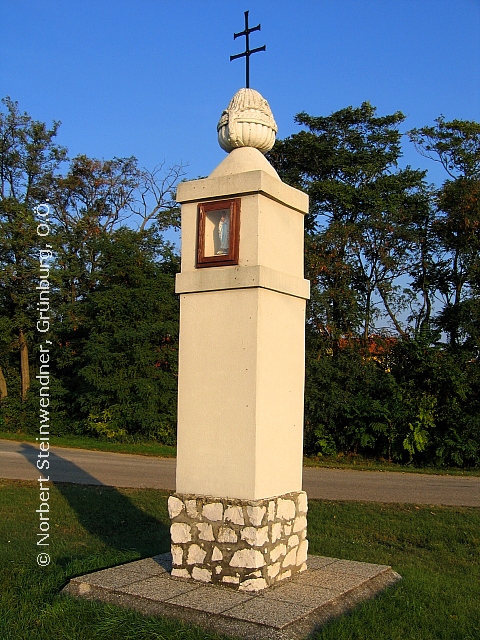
[170,89,309,591]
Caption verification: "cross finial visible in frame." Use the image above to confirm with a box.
[230,11,266,89]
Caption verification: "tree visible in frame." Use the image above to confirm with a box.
[51,154,185,307]
[49,154,184,439]
[134,161,185,232]
[0,96,67,400]
[268,102,428,341]
[409,117,480,347]
[1,96,185,444]
[55,228,179,441]
[404,184,439,340]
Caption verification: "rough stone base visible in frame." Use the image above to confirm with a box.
[168,491,308,590]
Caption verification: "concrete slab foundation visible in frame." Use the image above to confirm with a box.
[62,553,401,639]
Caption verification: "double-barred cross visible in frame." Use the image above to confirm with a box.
[230,10,266,89]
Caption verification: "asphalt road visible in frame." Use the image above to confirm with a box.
[1,439,479,507]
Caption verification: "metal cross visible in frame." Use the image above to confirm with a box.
[230,11,266,88]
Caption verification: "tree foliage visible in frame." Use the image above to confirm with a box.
[409,118,480,347]
[1,97,478,465]
[268,103,428,341]
[55,228,179,443]
[0,96,182,442]
[0,96,67,400]
[269,105,480,467]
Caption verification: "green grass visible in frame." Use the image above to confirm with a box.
[0,430,177,458]
[303,453,480,476]
[1,479,479,639]
[1,430,478,476]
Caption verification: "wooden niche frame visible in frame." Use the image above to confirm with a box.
[196,198,240,268]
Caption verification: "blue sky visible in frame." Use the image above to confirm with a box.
[2,0,479,187]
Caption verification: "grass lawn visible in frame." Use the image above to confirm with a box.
[0,431,177,458]
[1,479,479,639]
[303,454,480,476]
[1,430,478,476]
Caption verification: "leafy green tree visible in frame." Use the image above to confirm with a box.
[1,97,184,443]
[0,96,66,401]
[270,105,480,468]
[409,117,480,347]
[268,102,428,341]
[303,335,399,459]
[55,228,179,441]
[391,336,480,466]
[403,185,440,339]
[51,153,184,307]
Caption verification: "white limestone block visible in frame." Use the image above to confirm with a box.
[278,569,291,581]
[293,515,307,533]
[267,562,280,578]
[288,534,299,548]
[270,544,286,563]
[224,505,245,525]
[202,502,223,521]
[230,549,265,569]
[170,523,191,544]
[171,545,183,565]
[212,546,223,561]
[267,500,276,522]
[187,544,207,565]
[222,575,240,584]
[277,499,296,520]
[283,547,297,567]
[185,499,199,519]
[168,496,184,519]
[192,566,212,582]
[297,493,308,514]
[171,568,190,579]
[218,526,238,543]
[246,505,266,527]
[241,526,269,547]
[239,577,268,591]
[296,539,308,566]
[215,566,222,574]
[284,524,292,536]
[196,522,215,541]
[271,522,282,544]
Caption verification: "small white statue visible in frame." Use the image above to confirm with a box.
[217,213,230,255]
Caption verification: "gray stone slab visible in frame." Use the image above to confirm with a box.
[332,558,389,577]
[261,582,336,609]
[293,565,374,593]
[223,596,314,629]
[305,555,338,570]
[71,558,166,589]
[119,574,199,601]
[62,553,401,639]
[166,584,254,613]
[71,574,132,590]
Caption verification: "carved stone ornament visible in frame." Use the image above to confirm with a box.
[217,88,278,154]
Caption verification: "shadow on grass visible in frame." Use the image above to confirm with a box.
[18,443,171,563]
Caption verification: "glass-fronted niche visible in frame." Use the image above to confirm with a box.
[196,198,240,268]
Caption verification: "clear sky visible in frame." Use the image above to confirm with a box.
[2,0,479,187]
